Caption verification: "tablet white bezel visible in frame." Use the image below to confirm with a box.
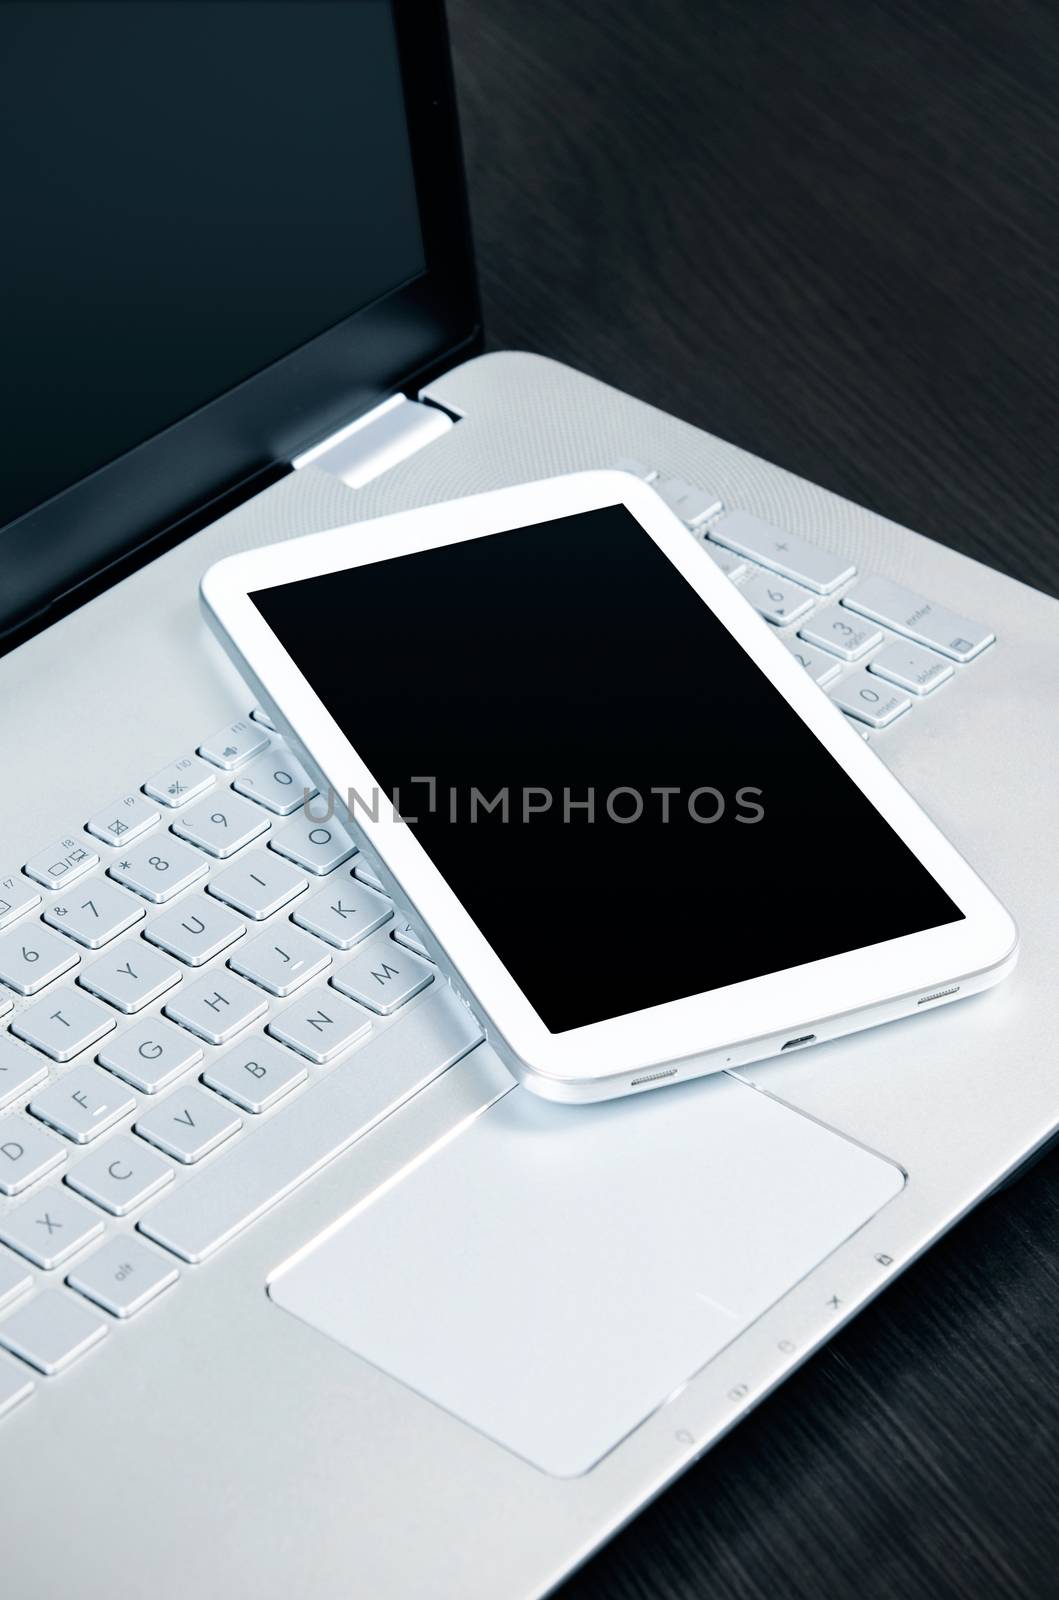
[201,469,1017,1094]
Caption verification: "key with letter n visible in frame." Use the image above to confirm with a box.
[267,990,372,1064]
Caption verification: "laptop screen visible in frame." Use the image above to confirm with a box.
[0,0,476,638]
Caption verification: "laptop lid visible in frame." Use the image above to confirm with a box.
[0,0,479,642]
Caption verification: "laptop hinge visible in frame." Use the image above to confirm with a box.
[291,393,454,488]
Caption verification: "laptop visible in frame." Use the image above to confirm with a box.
[1,1,1056,1593]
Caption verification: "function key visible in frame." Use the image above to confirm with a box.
[86,792,160,848]
[143,755,216,809]
[24,837,99,891]
[197,718,270,771]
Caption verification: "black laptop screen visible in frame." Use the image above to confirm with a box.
[0,0,424,534]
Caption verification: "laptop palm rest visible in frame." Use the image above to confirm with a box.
[267,1071,904,1477]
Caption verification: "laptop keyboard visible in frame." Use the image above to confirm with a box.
[0,476,996,1421]
[0,715,484,1411]
[618,459,995,732]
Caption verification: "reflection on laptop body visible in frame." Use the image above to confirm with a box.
[0,4,1056,1597]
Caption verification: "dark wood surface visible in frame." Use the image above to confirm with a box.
[446,2,1059,1596]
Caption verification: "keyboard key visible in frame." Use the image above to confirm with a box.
[868,641,955,696]
[97,1019,203,1094]
[797,604,884,661]
[0,924,80,996]
[0,1289,107,1374]
[202,1037,308,1113]
[228,926,331,997]
[12,991,116,1063]
[830,670,912,729]
[139,984,482,1262]
[0,1252,34,1312]
[28,1064,136,1143]
[232,748,318,815]
[24,837,99,891]
[653,476,723,528]
[65,1135,174,1215]
[267,990,372,1064]
[109,839,208,903]
[785,638,842,686]
[0,1119,67,1195]
[710,510,856,594]
[170,792,270,857]
[0,873,42,932]
[12,989,116,1064]
[268,812,357,875]
[67,1236,178,1318]
[134,1086,242,1164]
[163,971,268,1045]
[735,569,815,627]
[198,718,270,770]
[391,919,431,960]
[86,792,160,848]
[42,878,146,949]
[841,576,995,662]
[352,860,386,893]
[0,1355,34,1417]
[612,458,658,482]
[143,895,246,967]
[207,852,307,920]
[0,1035,48,1111]
[702,543,747,580]
[77,939,182,1013]
[292,881,393,949]
[331,940,433,1015]
[143,755,216,808]
[0,1188,104,1269]
[249,706,278,731]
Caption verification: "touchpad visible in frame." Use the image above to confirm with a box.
[268,1073,903,1476]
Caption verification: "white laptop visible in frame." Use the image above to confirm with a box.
[1,3,1056,1595]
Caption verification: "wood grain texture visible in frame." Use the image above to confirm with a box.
[445,2,1059,1595]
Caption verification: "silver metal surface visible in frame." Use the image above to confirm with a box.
[85,792,161,848]
[65,1135,175,1215]
[201,1038,308,1114]
[0,351,1056,1599]
[798,603,884,660]
[829,668,912,728]
[227,926,332,997]
[0,1289,107,1374]
[27,1064,133,1142]
[292,880,393,947]
[143,895,246,966]
[841,574,995,660]
[42,879,145,949]
[0,1186,103,1270]
[133,1086,242,1165]
[266,987,372,1064]
[171,792,271,857]
[266,813,357,875]
[711,507,856,593]
[162,972,267,1046]
[66,1236,179,1319]
[109,839,208,903]
[206,851,306,920]
[868,640,954,695]
[331,938,434,1015]
[735,566,815,625]
[232,748,317,815]
[78,940,182,1013]
[97,1020,204,1095]
[12,991,115,1063]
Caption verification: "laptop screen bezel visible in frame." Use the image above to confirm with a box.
[0,0,480,644]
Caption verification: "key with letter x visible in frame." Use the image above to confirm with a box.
[0,1186,103,1269]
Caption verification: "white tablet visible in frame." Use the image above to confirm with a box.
[201,469,1017,1102]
